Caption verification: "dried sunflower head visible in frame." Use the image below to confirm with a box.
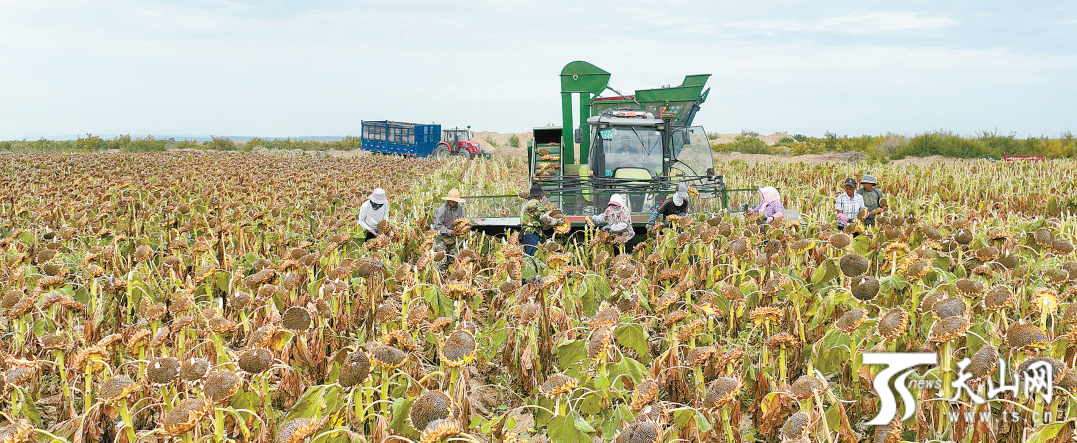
[954,229,974,245]
[339,350,371,388]
[877,309,909,341]
[933,298,967,319]
[0,419,36,443]
[1033,228,1054,248]
[1017,357,1068,384]
[790,375,826,400]
[440,329,476,366]
[966,345,999,381]
[147,356,181,385]
[828,233,851,250]
[851,275,880,301]
[275,418,320,443]
[590,305,621,329]
[180,357,211,382]
[282,306,312,330]
[588,327,614,361]
[238,348,274,374]
[419,419,462,443]
[1007,322,1048,351]
[750,306,783,325]
[162,397,211,436]
[630,378,659,412]
[1031,288,1060,316]
[410,390,455,433]
[839,253,869,277]
[371,345,407,370]
[205,370,241,405]
[902,258,931,280]
[929,316,969,343]
[781,412,811,440]
[703,376,742,409]
[539,374,578,397]
[954,278,984,298]
[613,420,663,443]
[835,308,868,333]
[766,332,799,349]
[873,415,903,443]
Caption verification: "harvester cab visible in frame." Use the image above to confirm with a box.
[436,127,489,159]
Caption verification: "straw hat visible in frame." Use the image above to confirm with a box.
[442,189,465,203]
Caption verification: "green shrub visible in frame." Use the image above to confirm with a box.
[76,134,108,151]
[508,134,520,148]
[329,136,362,151]
[779,137,795,144]
[892,131,991,159]
[484,136,498,148]
[733,131,770,154]
[172,140,200,150]
[206,136,237,151]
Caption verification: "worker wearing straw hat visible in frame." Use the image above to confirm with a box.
[358,188,390,239]
[433,188,467,258]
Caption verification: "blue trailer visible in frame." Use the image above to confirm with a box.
[360,121,441,157]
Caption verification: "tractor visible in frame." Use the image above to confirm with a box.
[435,127,489,159]
[467,60,798,235]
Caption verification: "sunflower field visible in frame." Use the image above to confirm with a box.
[1,151,1076,443]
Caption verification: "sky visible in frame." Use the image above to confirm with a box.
[1,0,1075,140]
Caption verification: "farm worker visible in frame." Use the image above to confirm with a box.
[835,178,865,230]
[857,174,887,227]
[520,184,562,256]
[746,186,786,224]
[617,135,640,155]
[433,188,467,257]
[358,188,389,237]
[590,194,634,243]
[647,184,691,231]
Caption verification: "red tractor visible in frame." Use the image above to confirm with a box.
[435,127,490,159]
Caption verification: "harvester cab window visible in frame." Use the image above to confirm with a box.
[669,126,713,177]
[596,127,662,176]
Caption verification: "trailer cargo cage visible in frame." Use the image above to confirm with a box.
[361,121,441,157]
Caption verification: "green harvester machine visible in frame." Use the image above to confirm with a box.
[470,60,794,232]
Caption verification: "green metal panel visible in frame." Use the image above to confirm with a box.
[561,92,575,164]
[560,61,610,164]
[578,92,591,162]
[560,61,610,94]
[680,74,710,87]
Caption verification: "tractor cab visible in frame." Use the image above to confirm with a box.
[443,127,473,147]
[437,127,488,159]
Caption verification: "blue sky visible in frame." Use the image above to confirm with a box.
[1,0,1075,140]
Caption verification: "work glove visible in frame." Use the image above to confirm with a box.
[837,213,849,225]
[609,222,629,233]
[540,214,560,227]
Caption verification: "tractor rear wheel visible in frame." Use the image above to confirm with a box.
[435,145,451,159]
